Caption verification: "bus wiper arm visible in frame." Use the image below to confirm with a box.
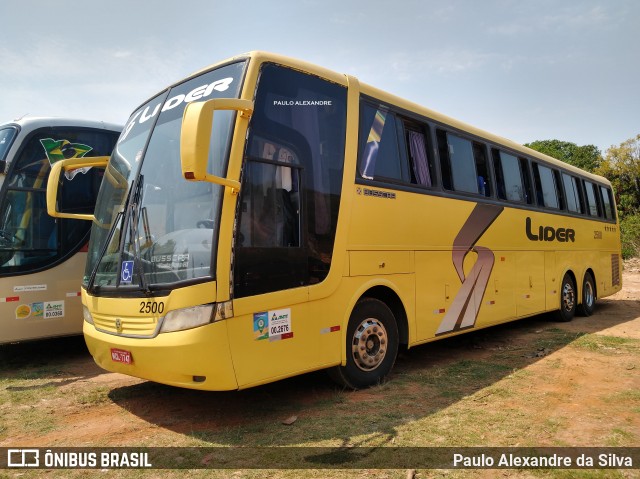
[128,175,151,294]
[87,210,124,294]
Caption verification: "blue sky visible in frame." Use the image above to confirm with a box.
[1,0,638,154]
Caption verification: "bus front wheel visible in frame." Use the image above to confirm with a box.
[329,298,399,389]
[554,273,576,322]
[577,272,596,316]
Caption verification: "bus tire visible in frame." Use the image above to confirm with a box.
[554,273,576,322]
[577,272,596,316]
[328,298,399,389]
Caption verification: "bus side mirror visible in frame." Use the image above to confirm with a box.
[180,98,253,192]
[46,156,110,221]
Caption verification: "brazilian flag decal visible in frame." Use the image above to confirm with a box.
[40,138,93,164]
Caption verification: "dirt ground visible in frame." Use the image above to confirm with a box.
[1,262,639,473]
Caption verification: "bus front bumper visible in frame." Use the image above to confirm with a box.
[84,320,238,391]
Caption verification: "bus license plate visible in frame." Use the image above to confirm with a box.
[111,348,132,365]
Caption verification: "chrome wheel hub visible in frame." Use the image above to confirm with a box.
[352,318,388,371]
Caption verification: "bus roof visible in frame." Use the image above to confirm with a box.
[143,51,613,187]
[1,116,122,133]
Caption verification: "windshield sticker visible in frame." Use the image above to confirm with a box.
[121,261,134,284]
[253,308,293,341]
[119,77,235,144]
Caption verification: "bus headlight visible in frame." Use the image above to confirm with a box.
[83,306,94,325]
[159,304,214,333]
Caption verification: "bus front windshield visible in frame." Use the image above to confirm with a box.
[85,61,246,291]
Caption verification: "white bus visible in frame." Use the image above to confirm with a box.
[0,117,120,343]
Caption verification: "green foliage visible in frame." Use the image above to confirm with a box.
[524,139,602,172]
[596,134,640,218]
[620,214,640,259]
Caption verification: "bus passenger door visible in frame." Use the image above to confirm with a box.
[225,62,348,387]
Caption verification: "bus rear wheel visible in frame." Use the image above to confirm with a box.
[328,298,399,389]
[577,272,596,316]
[554,273,576,322]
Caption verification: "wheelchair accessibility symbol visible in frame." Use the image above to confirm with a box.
[121,261,134,284]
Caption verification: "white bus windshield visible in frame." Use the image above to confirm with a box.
[85,61,246,291]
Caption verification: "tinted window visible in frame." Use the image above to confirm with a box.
[600,185,615,220]
[494,150,525,202]
[438,130,477,194]
[473,143,492,197]
[562,173,582,213]
[359,104,405,181]
[402,123,436,187]
[235,63,347,296]
[532,163,559,209]
[584,181,600,217]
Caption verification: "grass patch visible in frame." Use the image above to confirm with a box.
[534,328,586,350]
[77,386,112,405]
[605,427,636,446]
[571,334,640,354]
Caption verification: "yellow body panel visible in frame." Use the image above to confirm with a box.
[84,318,237,391]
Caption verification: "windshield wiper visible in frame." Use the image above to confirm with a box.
[118,174,151,294]
[86,210,124,295]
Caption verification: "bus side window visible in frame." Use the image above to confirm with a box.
[473,142,492,197]
[437,129,478,194]
[519,157,534,204]
[553,170,566,210]
[583,180,600,217]
[532,163,560,209]
[358,104,406,182]
[493,149,525,202]
[562,173,581,213]
[601,186,615,220]
[402,123,435,187]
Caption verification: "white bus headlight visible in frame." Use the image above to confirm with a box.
[83,305,94,325]
[159,304,214,333]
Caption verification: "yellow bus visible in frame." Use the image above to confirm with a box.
[48,52,622,390]
[0,117,120,343]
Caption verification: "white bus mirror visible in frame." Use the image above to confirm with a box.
[180,98,253,192]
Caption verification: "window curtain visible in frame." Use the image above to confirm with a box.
[408,131,431,187]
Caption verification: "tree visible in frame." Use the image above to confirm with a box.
[596,134,640,258]
[596,134,640,217]
[524,139,602,172]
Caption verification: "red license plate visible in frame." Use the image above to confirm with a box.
[110,348,132,364]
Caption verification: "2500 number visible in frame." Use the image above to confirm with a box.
[139,301,165,314]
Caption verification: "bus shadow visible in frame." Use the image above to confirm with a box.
[107,298,639,447]
[0,335,103,387]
